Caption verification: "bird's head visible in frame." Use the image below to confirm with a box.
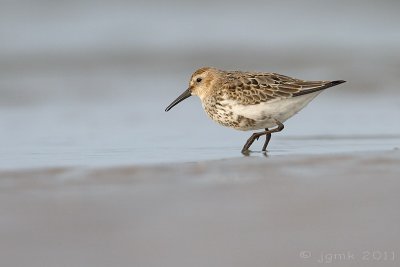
[165,67,218,112]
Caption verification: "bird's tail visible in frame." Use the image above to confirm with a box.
[293,80,346,97]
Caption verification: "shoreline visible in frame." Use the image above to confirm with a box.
[1,149,399,183]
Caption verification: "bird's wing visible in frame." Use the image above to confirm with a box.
[221,72,345,105]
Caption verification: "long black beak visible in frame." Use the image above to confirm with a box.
[165,88,192,112]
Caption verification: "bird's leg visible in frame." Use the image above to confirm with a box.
[241,131,266,153]
[262,129,272,152]
[241,120,284,153]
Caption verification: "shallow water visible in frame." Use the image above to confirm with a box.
[1,90,399,169]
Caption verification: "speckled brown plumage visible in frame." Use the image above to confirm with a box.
[219,71,336,106]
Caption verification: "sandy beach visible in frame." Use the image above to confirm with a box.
[1,150,400,266]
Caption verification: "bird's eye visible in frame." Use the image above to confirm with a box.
[196,77,202,83]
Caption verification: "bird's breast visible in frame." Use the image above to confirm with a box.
[202,97,258,131]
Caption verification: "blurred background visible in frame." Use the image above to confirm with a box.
[1,0,399,168]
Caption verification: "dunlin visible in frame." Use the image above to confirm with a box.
[165,67,345,153]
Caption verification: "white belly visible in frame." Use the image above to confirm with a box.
[225,92,321,131]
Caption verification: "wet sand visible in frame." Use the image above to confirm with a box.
[1,150,399,267]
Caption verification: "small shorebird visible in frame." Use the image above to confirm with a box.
[165,67,345,153]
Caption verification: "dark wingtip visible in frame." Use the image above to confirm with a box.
[331,80,346,86]
[292,79,347,97]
